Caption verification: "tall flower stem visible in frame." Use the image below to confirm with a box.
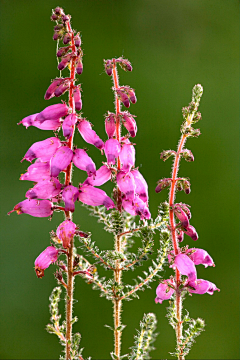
[64,20,77,360]
[112,61,122,360]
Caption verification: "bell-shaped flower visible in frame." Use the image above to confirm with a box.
[122,198,136,216]
[117,171,136,200]
[73,149,96,177]
[155,279,175,304]
[105,113,116,139]
[131,169,148,203]
[132,196,151,220]
[18,113,61,131]
[171,253,197,282]
[25,178,62,200]
[62,114,77,139]
[78,120,104,150]
[76,57,83,75]
[20,161,51,182]
[127,88,137,104]
[58,53,73,71]
[44,78,65,100]
[62,185,79,212]
[35,246,59,278]
[104,139,121,165]
[83,165,111,186]
[121,112,137,137]
[22,137,61,162]
[73,86,82,111]
[173,203,190,228]
[54,80,70,97]
[36,104,69,123]
[79,185,115,210]
[8,199,53,217]
[119,140,135,172]
[187,279,219,295]
[182,225,198,241]
[187,248,215,268]
[50,146,73,177]
[56,220,76,248]
[116,89,130,108]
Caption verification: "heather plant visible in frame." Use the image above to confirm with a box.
[9,7,219,360]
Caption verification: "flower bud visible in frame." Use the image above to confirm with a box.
[56,220,76,248]
[173,203,190,228]
[83,165,111,186]
[160,150,176,162]
[78,120,104,150]
[74,33,81,47]
[155,178,172,193]
[51,14,58,21]
[36,104,69,123]
[104,139,121,165]
[53,31,63,41]
[73,149,96,177]
[182,225,198,241]
[104,59,113,76]
[50,146,73,177]
[132,196,151,220]
[121,112,137,137]
[172,254,197,281]
[187,248,215,268]
[79,185,115,210]
[35,246,59,278]
[22,137,61,162]
[155,280,175,304]
[105,113,116,138]
[8,199,53,217]
[117,57,132,72]
[116,89,130,108]
[188,279,219,295]
[58,54,72,71]
[54,80,70,97]
[62,185,79,212]
[119,140,135,172]
[57,46,71,58]
[44,78,65,100]
[73,86,82,111]
[62,114,77,139]
[25,178,62,199]
[20,161,50,182]
[127,88,137,104]
[182,149,194,162]
[76,57,83,75]
[63,33,71,45]
[62,14,70,22]
[117,171,136,200]
[131,170,148,203]
[54,7,63,15]
[183,179,191,194]
[176,229,184,243]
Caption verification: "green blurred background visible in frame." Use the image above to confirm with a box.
[0,0,239,359]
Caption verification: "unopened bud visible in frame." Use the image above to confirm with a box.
[54,24,64,31]
[190,128,201,137]
[54,7,63,15]
[53,31,63,41]
[44,78,65,100]
[51,14,58,21]
[54,80,70,97]
[73,86,82,111]
[57,46,70,57]
[62,15,70,22]
[182,149,194,162]
[192,111,202,123]
[58,54,72,71]
[155,178,172,193]
[104,59,113,76]
[127,88,137,104]
[74,33,81,47]
[116,89,130,108]
[176,180,183,192]
[183,179,191,194]
[105,112,116,138]
[76,57,83,75]
[117,57,132,72]
[160,150,176,162]
[63,33,71,45]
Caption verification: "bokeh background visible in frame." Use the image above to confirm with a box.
[0,0,239,359]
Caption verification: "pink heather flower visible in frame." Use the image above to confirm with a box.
[58,53,73,71]
[22,137,61,163]
[122,198,136,216]
[173,203,190,228]
[74,33,81,48]
[62,185,79,212]
[155,178,172,193]
[83,165,111,186]
[57,46,71,57]
[50,146,73,177]
[171,254,197,282]
[73,149,96,177]
[121,112,137,137]
[127,88,137,104]
[73,87,82,111]
[78,120,104,150]
[76,57,83,75]
[119,140,135,172]
[62,114,77,139]
[104,59,113,76]
[36,104,69,123]
[54,80,71,97]
[131,169,148,203]
[56,220,77,248]
[132,196,151,220]
[182,225,198,241]
[155,279,175,304]
[105,113,116,139]
[117,171,136,200]
[18,113,61,131]
[8,199,53,217]
[188,279,219,295]
[187,248,215,268]
[116,89,130,108]
[20,161,51,181]
[104,139,121,165]
[25,178,62,199]
[35,246,59,278]
[63,32,71,45]
[176,229,184,243]
[79,185,115,210]
[44,78,65,100]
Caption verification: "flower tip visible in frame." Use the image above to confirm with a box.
[35,266,45,278]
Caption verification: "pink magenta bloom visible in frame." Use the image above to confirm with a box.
[155,280,175,304]
[54,80,70,97]
[132,196,151,220]
[25,178,62,199]
[117,171,136,200]
[35,246,59,278]
[44,78,65,100]
[62,114,77,139]
[8,199,53,217]
[22,137,61,162]
[56,220,77,248]
[121,112,137,137]
[131,169,148,203]
[73,87,82,111]
[172,254,197,282]
[173,203,190,228]
[104,139,121,165]
[119,140,135,172]
[78,120,104,150]
[36,104,69,123]
[50,146,73,177]
[187,248,215,268]
[79,185,115,210]
[116,89,130,108]
[182,225,198,241]
[73,149,96,177]
[20,161,51,181]
[83,165,111,186]
[188,279,219,295]
[105,113,116,138]
[19,113,61,130]
[62,185,79,212]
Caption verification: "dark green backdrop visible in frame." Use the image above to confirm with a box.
[0,1,239,359]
